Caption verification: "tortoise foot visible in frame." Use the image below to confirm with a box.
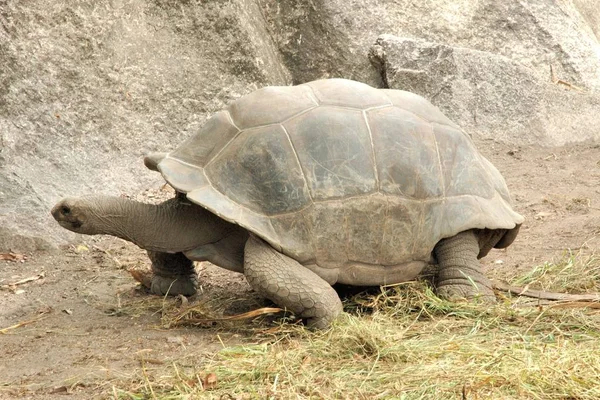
[435,230,496,303]
[147,251,198,296]
[150,273,198,296]
[436,282,495,303]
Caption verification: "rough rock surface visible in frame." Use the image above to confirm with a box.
[0,0,290,250]
[369,35,600,146]
[260,0,600,91]
[574,0,600,41]
[0,0,598,247]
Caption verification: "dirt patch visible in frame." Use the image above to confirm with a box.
[1,139,599,399]
[477,140,600,274]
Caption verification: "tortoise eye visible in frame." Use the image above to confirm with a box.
[61,206,71,216]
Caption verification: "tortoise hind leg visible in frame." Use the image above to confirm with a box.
[147,251,198,296]
[243,235,343,329]
[434,230,495,302]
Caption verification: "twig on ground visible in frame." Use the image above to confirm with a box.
[170,307,283,327]
[493,280,600,302]
[0,309,52,334]
[0,272,45,290]
[127,267,153,288]
[0,252,27,262]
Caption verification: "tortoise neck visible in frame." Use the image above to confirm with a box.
[88,196,231,253]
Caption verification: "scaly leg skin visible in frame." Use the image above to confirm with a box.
[434,230,496,302]
[147,251,198,296]
[244,235,343,329]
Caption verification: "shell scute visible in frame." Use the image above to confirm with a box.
[228,85,317,130]
[367,106,443,198]
[205,124,310,215]
[169,111,239,168]
[433,125,495,199]
[380,197,424,262]
[284,106,376,201]
[381,89,460,128]
[305,78,391,109]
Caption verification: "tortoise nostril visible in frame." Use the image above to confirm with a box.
[61,206,71,216]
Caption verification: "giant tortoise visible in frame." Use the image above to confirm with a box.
[52,78,523,329]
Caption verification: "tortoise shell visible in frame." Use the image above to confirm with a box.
[154,79,523,281]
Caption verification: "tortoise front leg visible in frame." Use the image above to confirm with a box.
[147,251,198,296]
[434,230,495,302]
[243,235,343,329]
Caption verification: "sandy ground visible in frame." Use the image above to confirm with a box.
[1,139,599,399]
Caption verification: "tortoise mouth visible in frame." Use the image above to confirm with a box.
[56,218,82,231]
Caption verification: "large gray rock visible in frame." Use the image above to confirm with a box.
[574,0,600,41]
[261,0,600,91]
[0,0,290,251]
[369,35,600,146]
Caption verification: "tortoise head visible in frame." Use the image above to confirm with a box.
[51,197,106,235]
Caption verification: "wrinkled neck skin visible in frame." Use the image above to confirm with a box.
[85,196,235,254]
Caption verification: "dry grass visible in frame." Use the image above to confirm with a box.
[507,249,600,293]
[109,251,600,400]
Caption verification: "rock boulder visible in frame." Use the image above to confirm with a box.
[369,35,600,146]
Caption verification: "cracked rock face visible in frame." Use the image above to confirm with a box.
[262,0,600,91]
[369,35,600,146]
[1,0,598,248]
